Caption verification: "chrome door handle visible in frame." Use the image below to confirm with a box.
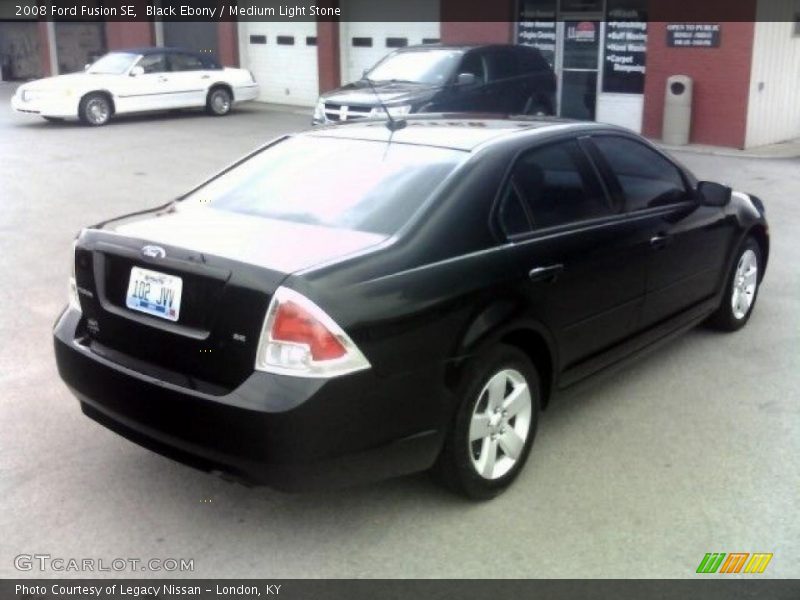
[650,234,674,249]
[528,264,564,283]
[200,74,211,79]
[157,75,168,82]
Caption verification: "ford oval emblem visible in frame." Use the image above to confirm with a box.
[141,245,166,259]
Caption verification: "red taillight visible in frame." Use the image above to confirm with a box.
[272,300,346,360]
[255,287,371,377]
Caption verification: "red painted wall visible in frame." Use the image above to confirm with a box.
[440,0,514,44]
[105,22,154,50]
[217,22,239,66]
[37,21,51,76]
[317,20,341,93]
[642,2,757,147]
[440,22,513,45]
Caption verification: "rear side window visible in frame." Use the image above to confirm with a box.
[592,136,689,211]
[171,53,204,71]
[517,47,551,73]
[138,53,168,74]
[502,140,612,232]
[182,137,464,235]
[484,48,518,81]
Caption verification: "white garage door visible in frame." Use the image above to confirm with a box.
[340,0,440,84]
[239,21,319,106]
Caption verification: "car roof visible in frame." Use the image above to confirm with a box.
[305,115,625,152]
[397,43,532,51]
[113,47,204,56]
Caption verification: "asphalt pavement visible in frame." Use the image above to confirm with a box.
[1,82,798,578]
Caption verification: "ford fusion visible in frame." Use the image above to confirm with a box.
[54,117,768,498]
[12,48,258,126]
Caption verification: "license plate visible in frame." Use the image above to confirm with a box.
[125,266,183,322]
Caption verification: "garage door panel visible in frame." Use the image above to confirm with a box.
[241,21,318,106]
[339,0,440,85]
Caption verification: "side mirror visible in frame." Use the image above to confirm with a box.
[697,181,732,207]
[84,63,91,71]
[362,68,370,79]
[130,65,145,77]
[456,72,478,87]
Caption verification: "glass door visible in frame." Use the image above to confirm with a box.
[559,19,601,119]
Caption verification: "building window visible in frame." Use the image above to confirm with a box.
[306,36,317,46]
[422,38,440,44]
[277,36,295,45]
[386,37,408,48]
[352,37,373,47]
[249,35,266,45]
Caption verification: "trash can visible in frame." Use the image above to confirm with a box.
[663,75,693,145]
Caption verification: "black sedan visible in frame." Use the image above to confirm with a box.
[54,116,768,499]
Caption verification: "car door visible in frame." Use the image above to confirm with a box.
[119,52,176,112]
[167,52,211,108]
[496,137,649,379]
[482,47,523,114]
[587,135,735,329]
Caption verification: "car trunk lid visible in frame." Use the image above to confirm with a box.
[73,207,387,392]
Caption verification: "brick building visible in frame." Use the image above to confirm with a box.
[1,0,799,148]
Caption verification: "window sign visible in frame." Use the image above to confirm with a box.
[517,0,557,67]
[603,0,648,93]
[666,23,721,48]
[563,21,599,69]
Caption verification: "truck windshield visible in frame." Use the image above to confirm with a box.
[366,50,463,85]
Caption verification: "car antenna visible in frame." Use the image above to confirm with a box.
[364,75,406,132]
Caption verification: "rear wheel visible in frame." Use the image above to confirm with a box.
[707,236,762,331]
[79,93,112,126]
[206,87,232,116]
[435,344,540,500]
[522,96,552,116]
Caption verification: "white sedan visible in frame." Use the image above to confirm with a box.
[11,47,260,126]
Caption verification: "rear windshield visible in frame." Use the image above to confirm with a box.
[182,136,464,235]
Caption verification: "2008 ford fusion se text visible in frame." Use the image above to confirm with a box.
[54,115,768,499]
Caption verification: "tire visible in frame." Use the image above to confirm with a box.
[435,344,541,500]
[206,87,233,116]
[522,96,551,116]
[707,236,762,331]
[43,116,64,123]
[78,92,112,126]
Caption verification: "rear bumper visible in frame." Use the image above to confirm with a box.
[54,308,447,491]
[233,84,259,103]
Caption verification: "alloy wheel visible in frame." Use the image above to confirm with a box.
[731,248,758,320]
[87,98,110,125]
[468,368,533,480]
[211,91,231,114]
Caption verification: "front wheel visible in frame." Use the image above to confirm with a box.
[435,344,541,500]
[206,87,232,116]
[707,236,762,331]
[78,93,112,126]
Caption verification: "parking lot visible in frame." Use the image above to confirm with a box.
[1,81,798,578]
